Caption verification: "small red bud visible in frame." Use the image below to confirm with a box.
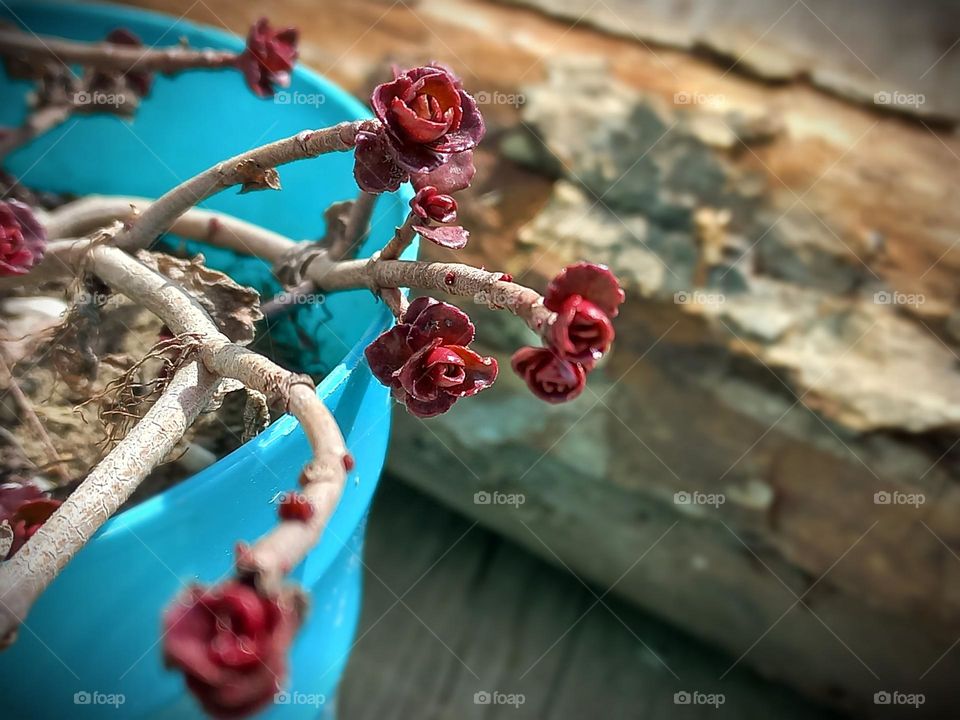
[444,272,456,286]
[342,453,355,472]
[278,492,314,522]
[499,273,513,283]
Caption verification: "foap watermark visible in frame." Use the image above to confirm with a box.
[474,90,525,108]
[673,91,726,109]
[873,290,924,308]
[474,490,525,508]
[73,691,125,708]
[473,288,512,307]
[674,491,725,508]
[874,690,924,708]
[275,91,327,107]
[474,690,525,708]
[674,690,725,708]
[269,291,326,307]
[274,691,326,708]
[674,290,725,307]
[874,91,925,109]
[270,491,311,507]
[73,90,126,109]
[874,490,924,508]
[76,290,121,308]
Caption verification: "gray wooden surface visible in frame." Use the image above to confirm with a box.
[340,478,842,720]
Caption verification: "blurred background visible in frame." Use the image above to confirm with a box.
[126,0,958,717]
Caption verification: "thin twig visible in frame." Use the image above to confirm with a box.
[0,349,69,482]
[0,104,71,161]
[0,28,238,74]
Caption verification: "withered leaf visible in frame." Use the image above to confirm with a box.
[234,158,282,193]
[138,252,263,345]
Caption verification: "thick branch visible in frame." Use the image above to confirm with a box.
[0,359,221,644]
[308,257,553,333]
[110,121,368,251]
[45,195,294,257]
[0,28,238,74]
[89,246,348,593]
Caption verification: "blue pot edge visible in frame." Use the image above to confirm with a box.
[3,0,416,544]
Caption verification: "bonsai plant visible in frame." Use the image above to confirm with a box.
[0,3,623,718]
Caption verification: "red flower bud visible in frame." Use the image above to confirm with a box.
[238,18,299,98]
[543,262,623,364]
[163,581,302,718]
[511,347,586,403]
[278,492,313,522]
[545,262,624,318]
[546,295,615,365]
[0,200,46,276]
[103,28,153,97]
[410,186,457,223]
[0,482,61,558]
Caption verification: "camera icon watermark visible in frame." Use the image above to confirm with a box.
[474,90,525,108]
[674,491,725,508]
[674,290,725,307]
[673,91,726,109]
[73,90,125,108]
[873,91,925,109]
[270,291,326,306]
[473,288,512,307]
[873,490,925,508]
[474,490,525,508]
[274,691,326,707]
[73,690,125,708]
[874,690,924,707]
[674,690,725,707]
[274,91,327,107]
[473,690,525,707]
[873,290,924,308]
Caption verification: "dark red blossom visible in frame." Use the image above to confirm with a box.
[511,347,586,404]
[238,18,298,98]
[354,65,484,193]
[365,297,497,417]
[543,263,623,364]
[0,482,61,558]
[103,29,153,97]
[278,492,313,522]
[546,295,615,366]
[545,262,624,318]
[163,581,302,718]
[0,200,46,276]
[411,186,457,223]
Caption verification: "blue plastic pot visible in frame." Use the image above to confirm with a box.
[0,2,414,718]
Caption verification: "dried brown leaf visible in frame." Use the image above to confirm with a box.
[234,158,281,193]
[138,252,263,345]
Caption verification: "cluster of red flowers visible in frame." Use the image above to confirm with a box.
[0,482,61,558]
[365,297,498,417]
[513,262,624,403]
[354,64,625,413]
